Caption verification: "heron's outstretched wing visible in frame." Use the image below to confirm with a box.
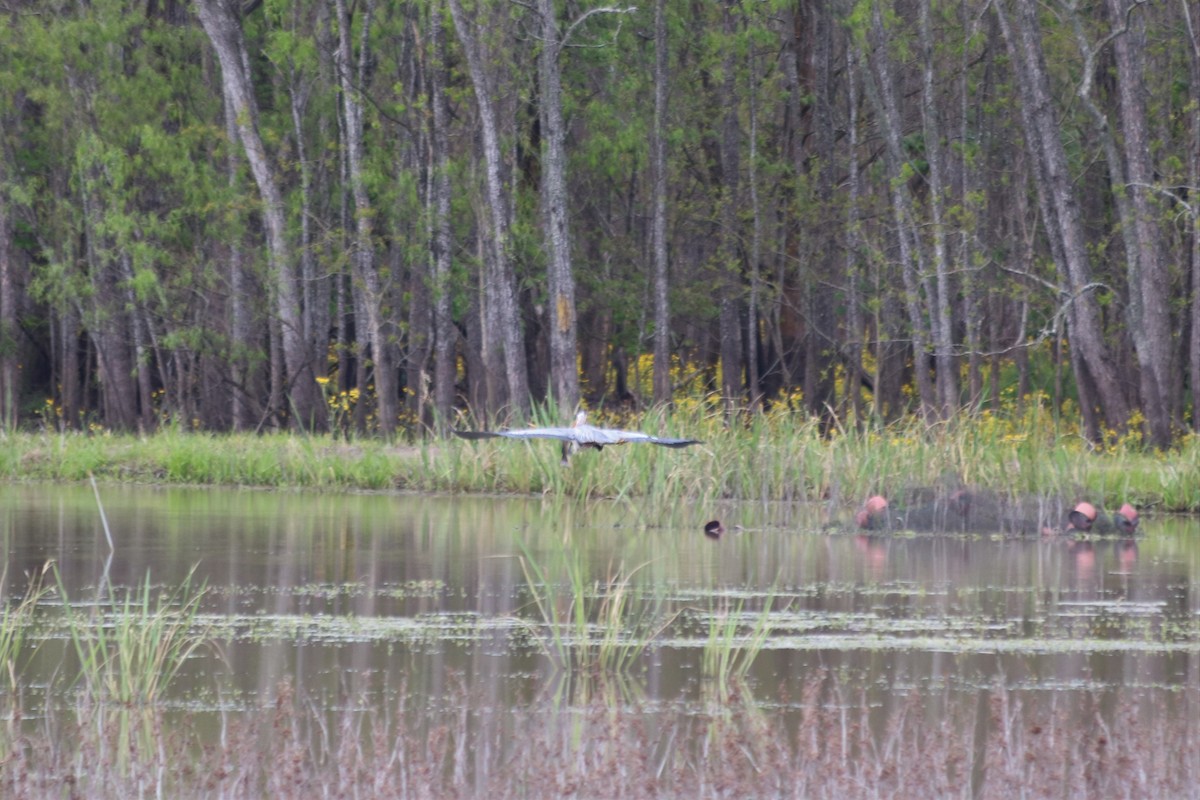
[453,427,579,442]
[573,425,703,448]
[454,423,703,451]
[646,435,704,448]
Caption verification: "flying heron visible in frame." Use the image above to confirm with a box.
[453,410,703,465]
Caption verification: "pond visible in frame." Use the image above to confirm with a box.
[2,483,1199,797]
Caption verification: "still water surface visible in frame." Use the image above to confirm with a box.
[2,482,1199,729]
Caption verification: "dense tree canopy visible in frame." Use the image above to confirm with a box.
[1,0,1198,444]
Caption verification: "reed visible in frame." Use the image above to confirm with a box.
[0,563,51,693]
[698,592,778,701]
[55,565,213,706]
[516,540,665,675]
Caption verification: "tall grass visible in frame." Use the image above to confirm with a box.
[2,400,1197,510]
[0,563,53,763]
[56,566,213,706]
[516,540,667,676]
[698,592,779,702]
[0,563,51,693]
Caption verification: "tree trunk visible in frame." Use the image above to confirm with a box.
[60,308,82,430]
[429,1,457,435]
[1106,0,1173,444]
[745,42,762,411]
[288,66,330,390]
[535,0,580,413]
[118,251,156,432]
[651,0,671,407]
[196,0,323,431]
[844,43,865,425]
[961,10,984,411]
[334,0,396,436]
[866,3,937,420]
[995,0,1131,437]
[1186,0,1200,430]
[77,157,137,432]
[222,84,255,432]
[919,0,958,416]
[447,0,530,419]
[717,1,743,417]
[807,0,837,420]
[1067,1,1170,445]
[0,177,15,431]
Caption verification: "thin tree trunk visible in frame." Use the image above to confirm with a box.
[995,0,1130,437]
[745,41,762,411]
[334,0,396,436]
[1015,300,1030,411]
[845,43,865,426]
[197,0,323,431]
[1186,0,1200,430]
[808,0,837,421]
[60,307,81,430]
[919,0,958,417]
[222,84,254,431]
[430,1,457,435]
[118,252,155,432]
[535,0,580,413]
[288,67,329,389]
[717,0,743,417]
[651,0,671,407]
[0,176,15,431]
[866,3,937,420]
[1105,0,1173,444]
[77,158,137,431]
[961,2,983,410]
[268,307,284,430]
[447,0,529,419]
[1067,1,1170,445]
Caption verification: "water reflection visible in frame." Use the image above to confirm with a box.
[1,484,1199,779]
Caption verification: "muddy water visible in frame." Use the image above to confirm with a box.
[2,483,1198,727]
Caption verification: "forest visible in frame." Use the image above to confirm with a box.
[0,0,1198,446]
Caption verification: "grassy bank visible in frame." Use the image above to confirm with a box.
[2,403,1198,511]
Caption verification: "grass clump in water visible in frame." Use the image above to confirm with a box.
[516,540,667,676]
[698,592,779,702]
[0,564,52,692]
[56,566,214,706]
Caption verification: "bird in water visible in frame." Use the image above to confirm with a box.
[453,410,703,465]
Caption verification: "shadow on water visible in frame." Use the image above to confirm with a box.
[1,483,1199,796]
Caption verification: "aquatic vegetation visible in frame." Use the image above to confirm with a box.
[0,564,51,692]
[516,540,667,675]
[55,566,214,706]
[697,592,779,701]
